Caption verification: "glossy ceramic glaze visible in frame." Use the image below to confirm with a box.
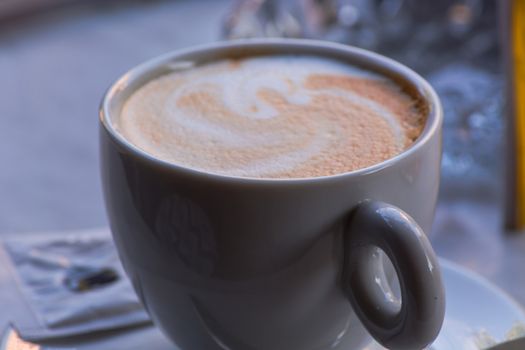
[100,39,444,350]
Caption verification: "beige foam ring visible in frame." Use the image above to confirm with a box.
[117,56,426,179]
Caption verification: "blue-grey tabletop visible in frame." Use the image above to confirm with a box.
[0,0,226,233]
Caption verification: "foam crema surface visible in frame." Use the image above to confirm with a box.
[117,55,427,178]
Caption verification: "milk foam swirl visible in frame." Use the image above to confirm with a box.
[118,56,425,178]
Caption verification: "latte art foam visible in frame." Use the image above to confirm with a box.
[118,56,426,178]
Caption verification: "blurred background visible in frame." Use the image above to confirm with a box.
[1,0,522,298]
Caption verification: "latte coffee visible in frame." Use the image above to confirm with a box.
[117,55,427,178]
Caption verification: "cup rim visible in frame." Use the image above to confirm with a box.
[100,38,442,185]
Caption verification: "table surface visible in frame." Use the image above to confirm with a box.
[1,0,525,348]
[0,0,225,233]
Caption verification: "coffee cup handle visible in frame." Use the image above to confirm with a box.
[343,201,445,350]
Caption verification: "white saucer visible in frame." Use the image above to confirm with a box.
[366,259,525,350]
[68,259,525,350]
